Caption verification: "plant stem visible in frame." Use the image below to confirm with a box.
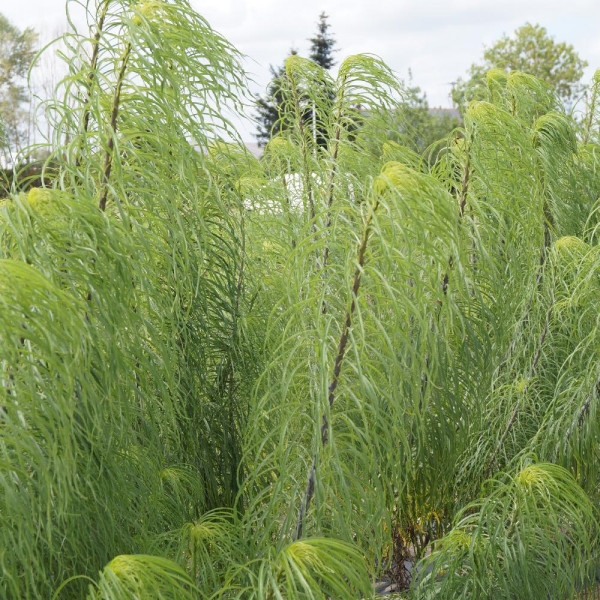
[458,151,471,219]
[98,42,131,211]
[320,123,341,288]
[582,82,599,146]
[564,374,600,444]
[295,198,379,539]
[281,174,297,248]
[75,0,110,168]
[441,140,471,297]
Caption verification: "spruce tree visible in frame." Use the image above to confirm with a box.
[307,13,337,148]
[255,49,297,148]
[309,12,336,70]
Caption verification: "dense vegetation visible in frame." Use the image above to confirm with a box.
[0,1,599,598]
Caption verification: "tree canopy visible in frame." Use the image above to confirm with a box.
[0,13,37,162]
[452,23,587,110]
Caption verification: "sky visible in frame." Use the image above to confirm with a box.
[3,0,600,142]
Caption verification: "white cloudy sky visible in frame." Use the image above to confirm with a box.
[3,0,600,141]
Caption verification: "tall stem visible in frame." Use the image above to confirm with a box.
[441,142,470,296]
[582,82,599,146]
[75,0,110,168]
[295,198,379,539]
[458,151,471,219]
[98,42,131,211]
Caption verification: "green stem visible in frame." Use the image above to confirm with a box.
[98,41,131,211]
[458,150,471,219]
[75,0,110,168]
[582,82,599,146]
[295,198,379,539]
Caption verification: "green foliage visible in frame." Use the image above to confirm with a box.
[255,12,338,147]
[1,1,252,596]
[87,555,198,600]
[217,538,372,599]
[453,23,587,111]
[1,2,600,599]
[582,69,600,144]
[415,463,599,599]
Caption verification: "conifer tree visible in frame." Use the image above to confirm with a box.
[307,12,338,148]
[255,49,297,148]
[309,12,336,70]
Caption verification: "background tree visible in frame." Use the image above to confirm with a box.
[309,12,336,70]
[452,23,587,111]
[0,13,37,164]
[255,49,297,147]
[307,12,337,148]
[255,13,338,147]
[386,75,462,158]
